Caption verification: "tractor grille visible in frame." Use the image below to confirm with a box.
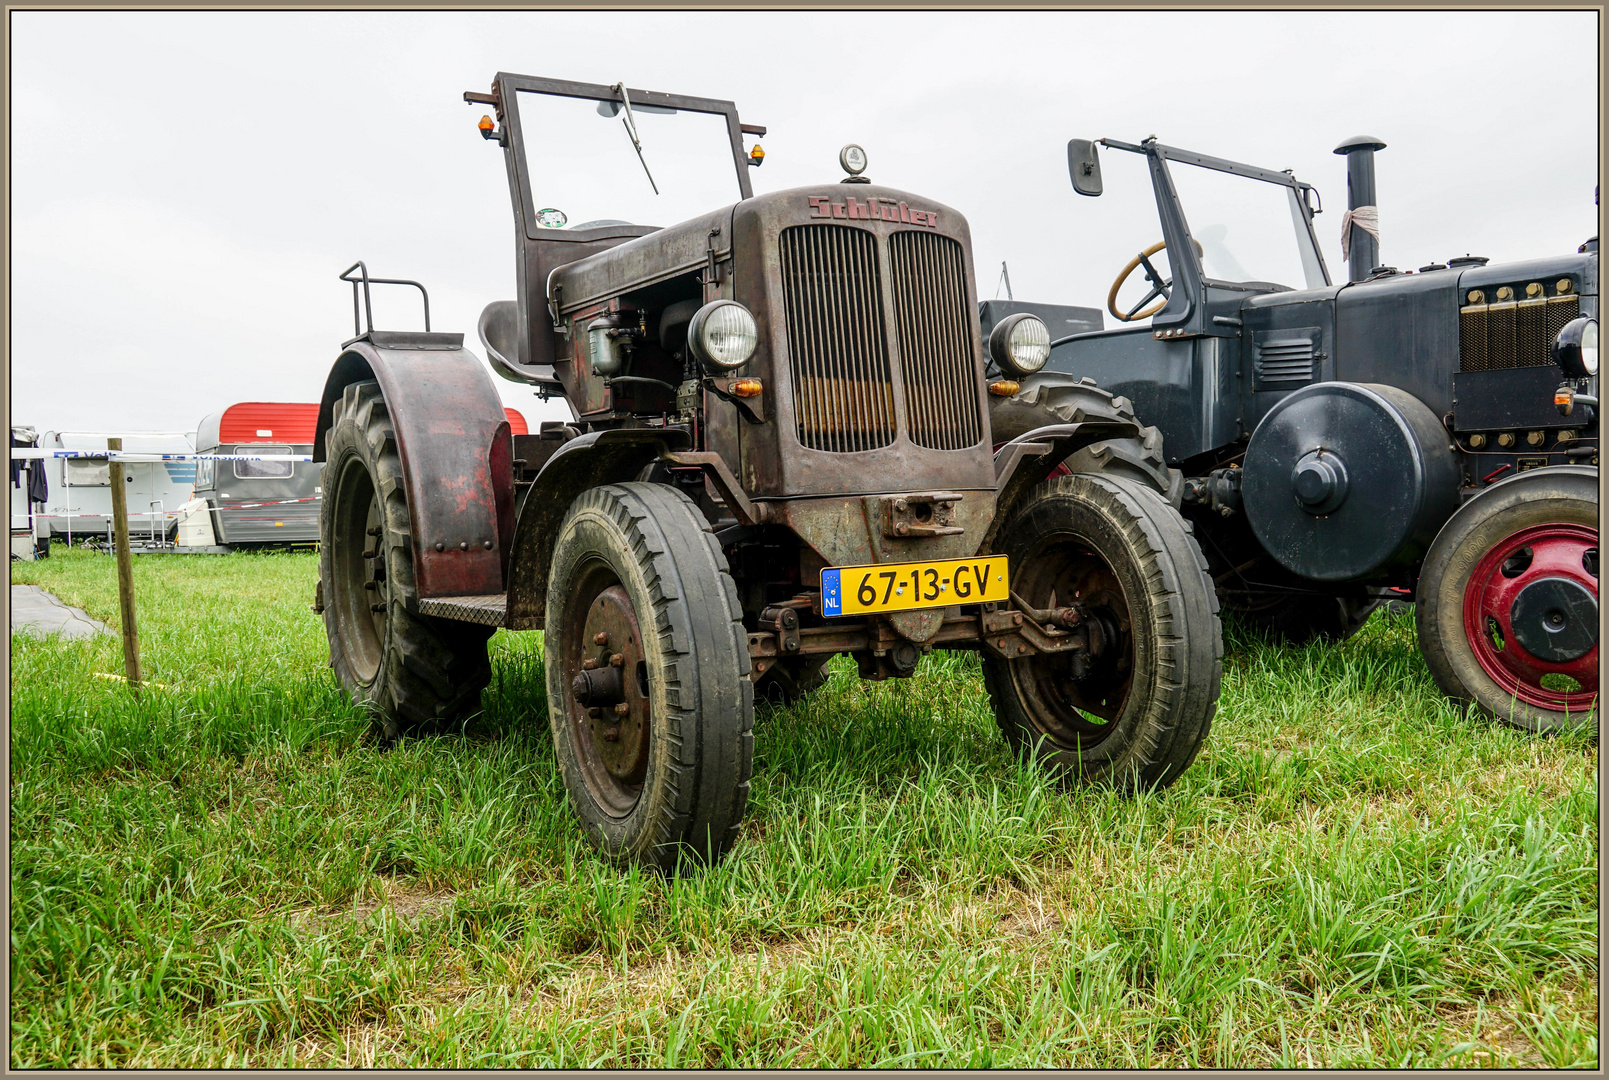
[889,232,983,450]
[1460,294,1577,371]
[778,225,897,453]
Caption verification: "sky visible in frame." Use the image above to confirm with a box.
[8,10,1601,437]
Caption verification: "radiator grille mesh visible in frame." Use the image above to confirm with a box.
[778,225,896,453]
[1460,294,1577,371]
[888,231,983,450]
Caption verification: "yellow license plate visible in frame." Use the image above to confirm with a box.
[821,555,1009,617]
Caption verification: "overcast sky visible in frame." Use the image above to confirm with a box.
[9,10,1600,436]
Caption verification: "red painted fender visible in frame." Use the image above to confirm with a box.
[314,331,515,600]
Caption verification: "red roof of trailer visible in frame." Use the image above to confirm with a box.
[217,403,528,444]
[219,403,321,444]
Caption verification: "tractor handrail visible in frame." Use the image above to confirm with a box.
[339,261,432,337]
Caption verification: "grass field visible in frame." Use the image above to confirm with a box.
[8,548,1598,1067]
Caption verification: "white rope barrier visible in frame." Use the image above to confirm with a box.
[10,450,314,462]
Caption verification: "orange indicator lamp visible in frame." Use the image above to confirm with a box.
[730,378,764,398]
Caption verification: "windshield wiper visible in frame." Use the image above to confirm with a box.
[612,82,659,196]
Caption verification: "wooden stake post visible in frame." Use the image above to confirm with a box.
[106,438,142,690]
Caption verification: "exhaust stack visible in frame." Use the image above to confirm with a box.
[1334,135,1387,282]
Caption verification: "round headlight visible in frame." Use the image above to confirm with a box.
[687,300,759,371]
[1553,316,1599,378]
[988,313,1052,376]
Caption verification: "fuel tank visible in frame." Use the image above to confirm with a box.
[1240,382,1460,582]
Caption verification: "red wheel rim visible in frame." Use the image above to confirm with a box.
[1461,523,1599,712]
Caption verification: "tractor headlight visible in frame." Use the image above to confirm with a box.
[1553,316,1599,378]
[688,300,759,371]
[988,313,1052,376]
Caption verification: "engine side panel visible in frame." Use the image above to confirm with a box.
[1332,269,1463,416]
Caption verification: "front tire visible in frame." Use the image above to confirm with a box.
[982,474,1222,789]
[545,482,754,871]
[1416,468,1598,733]
[319,381,494,740]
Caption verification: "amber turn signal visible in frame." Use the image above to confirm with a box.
[730,378,763,398]
[748,144,765,166]
[988,380,1020,397]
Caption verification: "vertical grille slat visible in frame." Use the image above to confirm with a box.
[889,231,983,451]
[778,225,896,453]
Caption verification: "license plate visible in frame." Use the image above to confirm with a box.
[821,555,1009,617]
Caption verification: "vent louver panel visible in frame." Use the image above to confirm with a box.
[889,231,983,451]
[778,225,896,453]
[1252,329,1320,390]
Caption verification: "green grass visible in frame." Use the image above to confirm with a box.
[9,548,1598,1068]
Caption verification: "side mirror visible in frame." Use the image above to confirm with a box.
[1068,139,1103,197]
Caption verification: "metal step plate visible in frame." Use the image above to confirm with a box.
[418,594,508,626]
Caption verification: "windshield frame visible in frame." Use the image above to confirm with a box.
[493,73,754,244]
[1153,141,1330,291]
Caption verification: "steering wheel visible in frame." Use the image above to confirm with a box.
[1108,240,1173,322]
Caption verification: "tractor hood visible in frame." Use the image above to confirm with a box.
[546,185,970,318]
[548,205,732,317]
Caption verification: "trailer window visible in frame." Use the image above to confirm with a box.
[234,446,293,480]
[195,458,214,490]
[66,457,110,486]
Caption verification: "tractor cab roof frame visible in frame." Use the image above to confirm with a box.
[479,72,755,246]
[1098,137,1331,338]
[466,73,759,378]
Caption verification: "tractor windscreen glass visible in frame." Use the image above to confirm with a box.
[1169,161,1327,291]
[515,91,743,230]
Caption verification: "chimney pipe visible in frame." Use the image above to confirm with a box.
[1334,135,1387,282]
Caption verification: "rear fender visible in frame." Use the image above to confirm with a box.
[504,427,693,630]
[983,420,1141,553]
[314,332,514,600]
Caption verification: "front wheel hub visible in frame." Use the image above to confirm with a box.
[1509,576,1598,662]
[1463,523,1599,710]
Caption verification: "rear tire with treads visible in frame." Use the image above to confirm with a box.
[988,373,1183,507]
[319,380,493,741]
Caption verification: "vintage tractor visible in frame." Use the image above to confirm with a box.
[310,73,1223,871]
[990,134,1597,732]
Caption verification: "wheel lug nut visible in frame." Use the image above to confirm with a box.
[594,632,609,646]
[614,702,630,715]
[609,653,624,667]
[582,658,599,671]
[435,542,445,552]
[602,726,620,742]
[588,707,602,720]
[362,548,376,559]
[364,580,378,590]
[367,526,382,536]
[370,602,386,612]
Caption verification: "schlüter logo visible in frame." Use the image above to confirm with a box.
[807,195,939,228]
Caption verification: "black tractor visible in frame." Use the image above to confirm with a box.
[987,135,1597,732]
